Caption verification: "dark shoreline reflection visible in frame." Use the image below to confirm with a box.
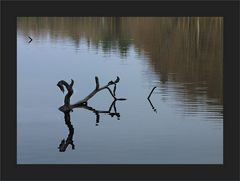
[17,17,223,117]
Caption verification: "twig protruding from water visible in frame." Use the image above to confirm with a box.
[28,36,33,43]
[147,86,157,113]
[148,86,157,99]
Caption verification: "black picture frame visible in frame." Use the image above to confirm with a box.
[1,1,239,180]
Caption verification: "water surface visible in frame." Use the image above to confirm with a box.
[17,17,223,164]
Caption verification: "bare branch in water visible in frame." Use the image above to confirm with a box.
[57,76,126,112]
[28,36,33,43]
[74,76,123,106]
[57,77,126,151]
[147,86,157,99]
[57,79,74,112]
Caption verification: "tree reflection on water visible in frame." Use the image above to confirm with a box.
[18,17,223,115]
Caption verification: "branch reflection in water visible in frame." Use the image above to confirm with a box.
[58,110,75,152]
[57,77,126,152]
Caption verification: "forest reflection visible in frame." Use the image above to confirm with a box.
[17,17,223,116]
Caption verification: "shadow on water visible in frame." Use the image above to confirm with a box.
[57,77,126,152]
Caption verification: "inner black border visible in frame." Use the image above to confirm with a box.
[1,1,239,180]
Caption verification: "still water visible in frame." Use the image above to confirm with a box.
[17,17,223,164]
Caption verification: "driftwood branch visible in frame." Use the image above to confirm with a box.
[73,76,124,106]
[57,76,126,112]
[57,79,74,112]
[57,77,126,151]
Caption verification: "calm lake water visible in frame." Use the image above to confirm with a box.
[17,17,223,164]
